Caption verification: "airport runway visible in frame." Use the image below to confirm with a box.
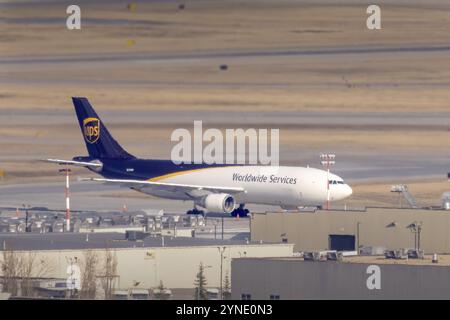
[1,107,450,204]
[3,108,450,128]
[1,149,449,212]
[1,108,449,180]
[0,181,282,213]
[1,0,450,211]
[4,45,450,66]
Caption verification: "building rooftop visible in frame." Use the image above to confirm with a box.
[0,232,276,251]
[256,206,450,215]
[343,254,450,267]
[239,255,450,267]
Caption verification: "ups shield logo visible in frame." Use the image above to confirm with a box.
[83,117,100,144]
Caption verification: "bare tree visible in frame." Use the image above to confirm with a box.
[80,250,99,299]
[100,247,118,300]
[1,245,20,296]
[19,252,54,297]
[1,244,53,297]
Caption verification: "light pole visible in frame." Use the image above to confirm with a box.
[320,153,336,210]
[356,221,361,252]
[418,223,422,250]
[59,167,72,232]
[217,246,226,300]
[221,216,224,240]
[408,221,423,250]
[213,220,218,240]
[22,204,30,232]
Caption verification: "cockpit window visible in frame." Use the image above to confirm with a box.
[329,180,345,185]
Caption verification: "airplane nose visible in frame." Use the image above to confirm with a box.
[330,184,353,201]
[345,184,353,197]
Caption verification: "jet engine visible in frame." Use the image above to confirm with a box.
[197,193,236,214]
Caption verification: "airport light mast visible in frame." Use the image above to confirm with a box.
[320,153,336,210]
[59,168,72,232]
[22,204,31,232]
[217,246,227,300]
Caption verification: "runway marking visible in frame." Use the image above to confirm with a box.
[3,45,450,65]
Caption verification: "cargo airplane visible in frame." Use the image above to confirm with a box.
[46,98,352,216]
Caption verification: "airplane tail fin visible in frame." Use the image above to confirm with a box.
[72,97,135,160]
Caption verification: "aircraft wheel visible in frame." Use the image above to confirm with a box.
[187,208,204,215]
[230,205,249,217]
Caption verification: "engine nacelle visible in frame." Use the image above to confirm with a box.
[197,193,236,214]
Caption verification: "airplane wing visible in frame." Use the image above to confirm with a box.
[44,159,103,168]
[81,177,246,196]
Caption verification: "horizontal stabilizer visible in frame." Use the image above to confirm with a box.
[44,159,103,168]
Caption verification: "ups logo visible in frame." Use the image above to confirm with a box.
[83,117,100,144]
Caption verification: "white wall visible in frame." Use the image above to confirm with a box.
[0,243,293,289]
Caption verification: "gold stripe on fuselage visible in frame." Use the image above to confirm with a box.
[148,168,213,182]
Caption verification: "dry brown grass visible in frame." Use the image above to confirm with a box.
[2,2,450,56]
[339,178,450,208]
[1,1,450,113]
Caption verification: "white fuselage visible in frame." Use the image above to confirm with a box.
[139,166,352,208]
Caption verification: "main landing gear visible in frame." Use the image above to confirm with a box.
[186,206,205,216]
[231,204,250,217]
[186,204,250,217]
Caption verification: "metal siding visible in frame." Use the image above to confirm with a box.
[251,209,450,253]
[232,259,450,300]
